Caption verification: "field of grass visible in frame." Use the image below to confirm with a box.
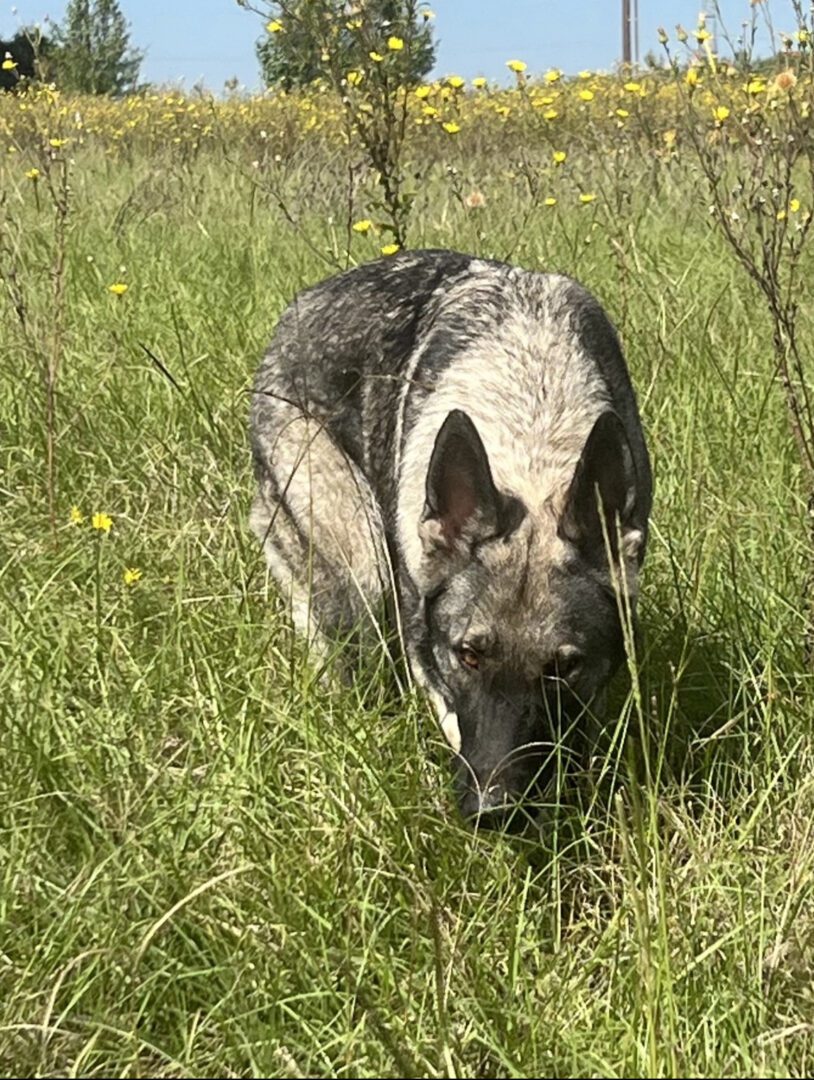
[2,78,814,1077]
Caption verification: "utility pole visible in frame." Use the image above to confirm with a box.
[622,0,631,65]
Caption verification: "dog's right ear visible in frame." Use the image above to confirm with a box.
[419,410,503,556]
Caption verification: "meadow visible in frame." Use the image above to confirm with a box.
[2,42,814,1078]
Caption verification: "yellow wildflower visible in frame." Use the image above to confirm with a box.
[579,89,594,101]
[790,198,801,213]
[579,192,597,204]
[543,109,558,120]
[695,28,712,43]
[109,282,128,296]
[369,51,384,62]
[472,76,487,89]
[25,167,40,180]
[507,60,527,73]
[553,150,566,164]
[414,84,431,99]
[747,79,765,94]
[266,19,283,33]
[616,108,630,119]
[2,57,16,71]
[686,68,699,87]
[544,69,561,84]
[69,506,84,525]
[623,81,642,93]
[442,121,461,134]
[796,29,810,45]
[380,243,400,256]
[346,70,364,86]
[387,36,404,51]
[713,105,730,122]
[447,75,465,89]
[123,567,142,586]
[92,512,113,533]
[49,137,67,149]
[352,219,372,233]
[544,197,557,207]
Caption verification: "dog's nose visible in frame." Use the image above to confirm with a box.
[459,784,519,830]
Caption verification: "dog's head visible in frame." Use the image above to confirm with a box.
[417,409,647,829]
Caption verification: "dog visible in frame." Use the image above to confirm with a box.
[250,249,652,827]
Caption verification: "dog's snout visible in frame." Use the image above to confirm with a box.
[459,784,521,831]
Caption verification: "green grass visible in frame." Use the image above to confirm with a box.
[2,145,814,1078]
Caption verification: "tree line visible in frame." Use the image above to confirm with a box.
[2,0,436,95]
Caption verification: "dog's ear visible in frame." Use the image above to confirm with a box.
[560,411,643,563]
[420,410,504,555]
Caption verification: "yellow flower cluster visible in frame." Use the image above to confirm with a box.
[1,62,811,162]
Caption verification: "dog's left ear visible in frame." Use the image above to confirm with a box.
[420,410,504,556]
[560,411,643,564]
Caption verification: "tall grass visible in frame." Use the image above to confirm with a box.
[1,129,814,1077]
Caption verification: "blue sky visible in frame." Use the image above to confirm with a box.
[2,1,795,91]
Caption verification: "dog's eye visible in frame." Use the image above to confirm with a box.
[458,645,480,670]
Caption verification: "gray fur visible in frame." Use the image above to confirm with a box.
[250,250,652,826]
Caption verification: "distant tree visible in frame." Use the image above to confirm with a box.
[52,0,143,95]
[256,0,436,91]
[0,28,56,90]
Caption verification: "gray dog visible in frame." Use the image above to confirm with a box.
[250,250,652,826]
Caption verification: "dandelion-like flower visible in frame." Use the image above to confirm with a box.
[686,68,700,87]
[352,219,372,233]
[507,60,527,74]
[544,69,561,84]
[25,167,40,180]
[790,198,801,213]
[369,51,384,63]
[442,121,461,134]
[69,506,84,525]
[543,108,557,120]
[447,75,464,89]
[579,192,597,204]
[123,567,142,586]
[380,243,400,256]
[266,20,283,33]
[108,282,128,296]
[472,76,487,89]
[579,89,594,101]
[713,105,730,123]
[387,36,404,51]
[48,137,67,149]
[544,197,557,207]
[346,70,364,87]
[414,84,431,99]
[774,70,797,91]
[2,57,16,71]
[92,512,113,533]
[553,150,566,164]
